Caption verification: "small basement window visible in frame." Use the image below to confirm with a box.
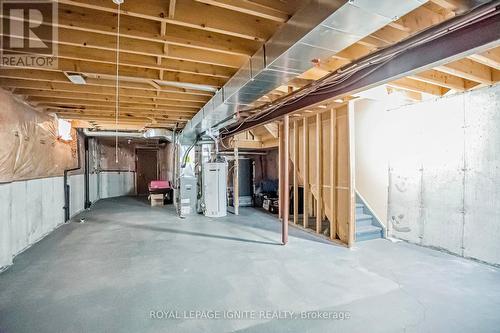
[57,118,72,141]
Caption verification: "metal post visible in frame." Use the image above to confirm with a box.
[283,115,290,245]
[234,147,239,215]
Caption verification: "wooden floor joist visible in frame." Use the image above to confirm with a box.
[1,0,498,131]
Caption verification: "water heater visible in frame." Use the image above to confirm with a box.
[203,162,227,217]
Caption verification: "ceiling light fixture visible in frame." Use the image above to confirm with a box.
[64,72,86,85]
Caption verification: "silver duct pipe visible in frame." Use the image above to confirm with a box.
[83,129,143,138]
[180,0,426,143]
[83,128,173,141]
[143,128,173,141]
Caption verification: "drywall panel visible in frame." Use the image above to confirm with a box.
[463,85,500,264]
[354,99,389,224]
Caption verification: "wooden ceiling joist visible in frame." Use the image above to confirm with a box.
[2,58,225,87]
[45,107,195,118]
[57,0,280,42]
[194,0,289,22]
[14,89,204,107]
[0,78,211,103]
[0,70,213,96]
[3,0,497,131]
[436,58,495,85]
[468,47,500,71]
[25,94,202,110]
[409,70,470,92]
[32,99,199,112]
[56,4,258,57]
[53,44,236,79]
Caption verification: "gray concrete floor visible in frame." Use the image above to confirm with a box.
[1,197,500,333]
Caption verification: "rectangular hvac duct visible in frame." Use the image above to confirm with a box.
[180,0,426,143]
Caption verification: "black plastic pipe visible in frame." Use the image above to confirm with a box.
[222,1,500,137]
[84,136,91,209]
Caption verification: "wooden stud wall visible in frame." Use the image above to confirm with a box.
[277,103,354,246]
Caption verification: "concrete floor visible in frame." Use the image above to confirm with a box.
[1,197,500,333]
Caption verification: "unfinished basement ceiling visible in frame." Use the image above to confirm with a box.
[0,0,304,130]
[0,0,498,134]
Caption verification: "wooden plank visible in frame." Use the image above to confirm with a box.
[54,4,257,57]
[1,58,224,88]
[436,58,493,84]
[468,47,500,71]
[429,0,457,10]
[347,102,356,247]
[302,116,309,229]
[13,88,205,107]
[194,0,289,22]
[6,26,245,69]
[330,108,337,240]
[409,69,467,91]
[0,74,213,98]
[315,113,322,234]
[169,0,177,18]
[293,120,299,225]
[283,115,290,244]
[57,0,278,42]
[27,96,200,111]
[48,44,236,78]
[387,77,448,96]
[263,122,278,138]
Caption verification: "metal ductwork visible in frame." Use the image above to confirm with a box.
[180,0,426,143]
[83,128,173,141]
[143,128,173,141]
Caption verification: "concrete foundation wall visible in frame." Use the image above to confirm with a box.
[0,175,83,269]
[0,170,135,270]
[354,85,500,265]
[98,171,135,199]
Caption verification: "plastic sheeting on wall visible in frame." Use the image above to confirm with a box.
[0,89,78,182]
[387,84,500,265]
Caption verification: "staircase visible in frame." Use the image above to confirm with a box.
[355,201,383,242]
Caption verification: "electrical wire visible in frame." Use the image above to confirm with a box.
[114,2,121,164]
[221,2,497,137]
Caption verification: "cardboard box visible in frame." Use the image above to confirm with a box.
[149,194,164,207]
